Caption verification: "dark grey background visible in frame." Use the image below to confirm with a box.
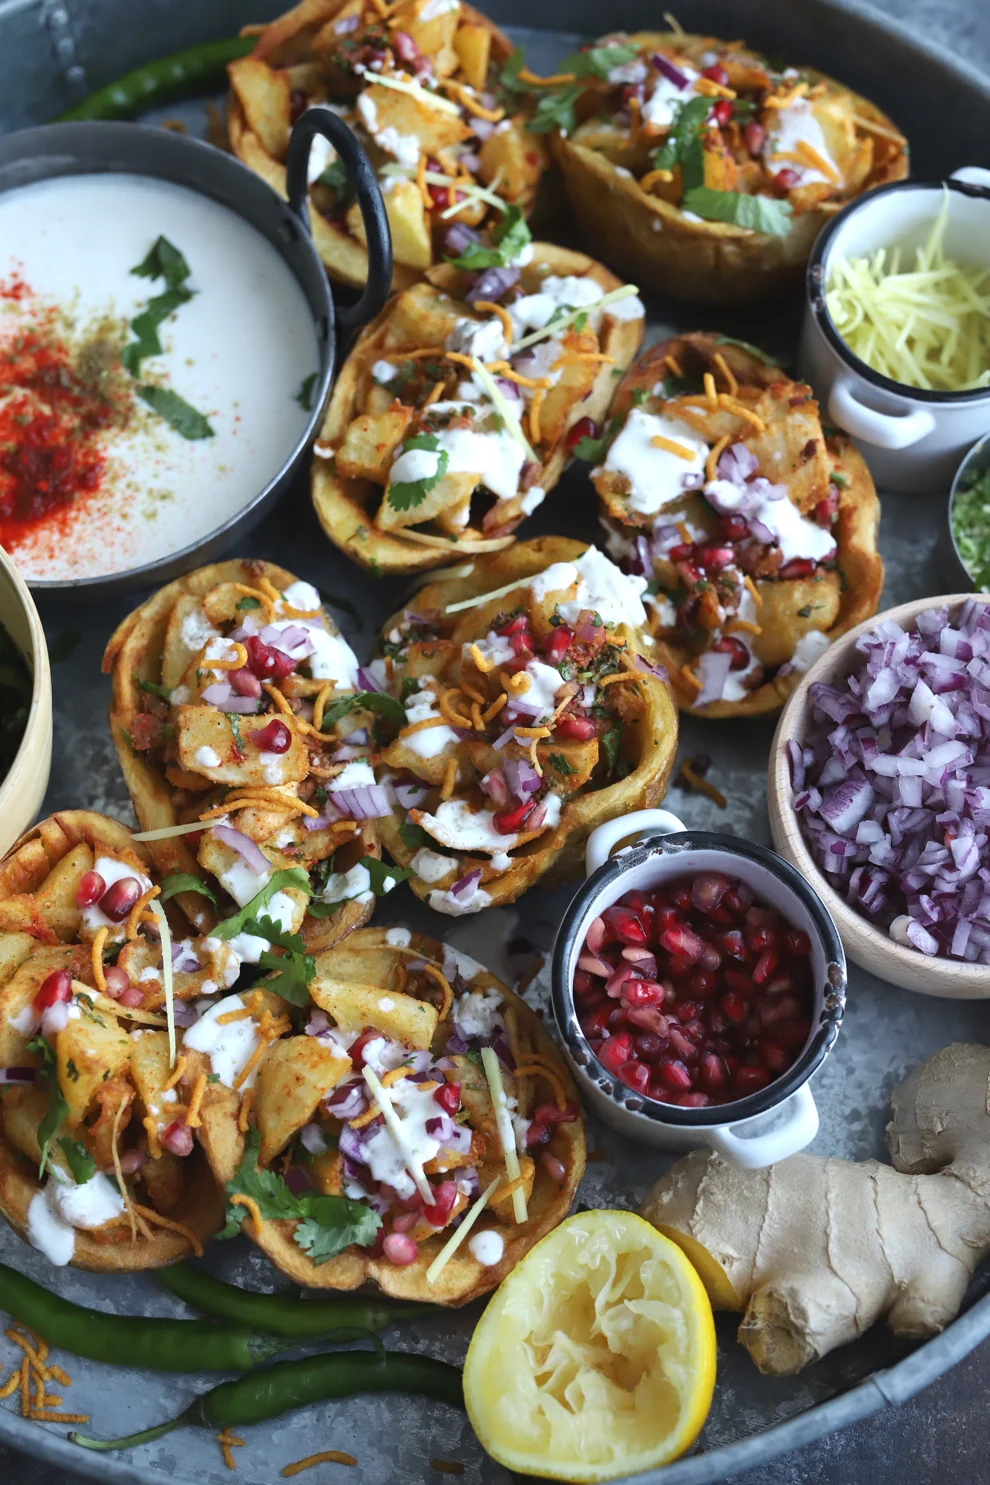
[1,0,990,1481]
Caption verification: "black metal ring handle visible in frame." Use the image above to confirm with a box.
[286,107,393,333]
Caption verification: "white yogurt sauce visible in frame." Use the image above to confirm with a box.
[412,848,458,883]
[401,687,459,759]
[530,547,648,628]
[642,65,701,130]
[385,927,412,947]
[183,993,263,1088]
[452,986,503,1040]
[80,856,153,936]
[0,174,319,580]
[764,99,841,187]
[468,1229,505,1266]
[317,861,374,906]
[791,629,831,672]
[603,408,708,515]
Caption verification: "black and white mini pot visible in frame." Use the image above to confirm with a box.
[551,809,847,1170]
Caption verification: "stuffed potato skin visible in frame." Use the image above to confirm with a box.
[551,31,908,305]
[594,334,883,718]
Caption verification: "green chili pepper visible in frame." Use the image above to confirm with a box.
[160,1263,437,1338]
[54,37,256,123]
[0,1263,294,1372]
[70,1351,464,1451]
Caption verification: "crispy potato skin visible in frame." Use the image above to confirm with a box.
[192,928,586,1303]
[0,812,224,1270]
[312,246,643,575]
[605,334,883,719]
[228,2,541,292]
[553,32,908,306]
[101,559,379,953]
[375,537,678,902]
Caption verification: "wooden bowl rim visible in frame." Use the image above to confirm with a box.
[0,548,52,843]
[769,591,990,993]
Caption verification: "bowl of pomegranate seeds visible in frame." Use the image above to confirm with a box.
[771,592,990,997]
[0,545,51,857]
[552,807,846,1168]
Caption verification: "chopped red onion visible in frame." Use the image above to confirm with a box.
[394,781,430,810]
[356,666,378,692]
[0,1066,35,1085]
[327,784,392,819]
[452,868,482,897]
[459,150,482,170]
[466,265,521,306]
[298,1122,328,1155]
[212,824,271,875]
[171,940,201,973]
[633,654,670,683]
[325,1082,368,1122]
[503,758,541,800]
[172,1001,199,1029]
[201,682,233,707]
[694,650,733,708]
[445,222,483,256]
[343,728,369,746]
[493,724,517,750]
[651,52,689,87]
[426,1113,453,1141]
[305,1009,329,1036]
[331,746,364,762]
[480,767,510,807]
[223,697,263,714]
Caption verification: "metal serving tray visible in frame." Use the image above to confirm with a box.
[1,1,990,1481]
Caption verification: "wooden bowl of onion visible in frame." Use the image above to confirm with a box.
[0,546,52,857]
[768,592,990,997]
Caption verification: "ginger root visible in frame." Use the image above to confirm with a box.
[640,1043,990,1375]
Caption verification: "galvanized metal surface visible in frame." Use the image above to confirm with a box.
[1,1,989,1482]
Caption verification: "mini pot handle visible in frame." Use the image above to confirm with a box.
[950,166,990,193]
[828,374,936,450]
[285,107,392,332]
[585,808,686,877]
[707,1082,819,1170]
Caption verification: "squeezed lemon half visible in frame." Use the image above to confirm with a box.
[464,1208,716,1481]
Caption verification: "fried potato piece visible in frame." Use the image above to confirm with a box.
[228,56,291,159]
[176,705,309,787]
[255,1036,350,1166]
[309,977,439,1049]
[453,22,490,90]
[335,405,415,484]
[346,178,433,273]
[55,1011,131,1129]
[751,573,841,668]
[32,842,92,942]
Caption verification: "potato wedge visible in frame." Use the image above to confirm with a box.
[55,1011,131,1129]
[255,1036,350,1165]
[309,977,439,1048]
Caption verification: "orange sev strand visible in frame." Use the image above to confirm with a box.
[695,75,735,98]
[431,1464,464,1477]
[528,736,542,776]
[218,1427,245,1470]
[469,642,493,673]
[385,346,448,362]
[725,618,762,635]
[471,701,484,732]
[19,1356,28,1416]
[208,640,249,672]
[229,1193,265,1238]
[795,139,841,182]
[744,575,763,607]
[440,757,458,800]
[679,759,727,807]
[551,351,614,369]
[472,302,513,342]
[382,1066,414,1088]
[0,1367,20,1400]
[185,1072,208,1129]
[422,963,453,1019]
[233,1039,268,1093]
[143,1114,163,1160]
[216,1006,254,1024]
[400,715,450,739]
[680,663,702,691]
[513,1061,568,1109]
[126,883,160,941]
[703,371,718,408]
[718,393,765,432]
[131,1203,205,1256]
[640,168,673,191]
[651,433,698,459]
[282,1452,358,1475]
[518,65,575,85]
[663,352,684,377]
[238,1086,254,1133]
[529,387,545,445]
[162,1055,187,1092]
[712,351,738,397]
[417,153,430,209]
[444,350,476,371]
[312,682,333,732]
[91,926,108,993]
[486,361,550,391]
[423,379,444,407]
[513,724,550,738]
[705,433,731,483]
[482,693,507,723]
[29,1409,89,1424]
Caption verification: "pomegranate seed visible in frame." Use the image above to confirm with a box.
[597,1033,633,1076]
[723,888,750,919]
[676,1092,711,1107]
[602,905,649,947]
[747,923,777,952]
[760,994,802,1027]
[625,1006,669,1035]
[691,872,731,913]
[582,1006,613,1038]
[666,954,695,981]
[659,923,705,963]
[667,542,694,562]
[720,992,746,1023]
[289,87,307,125]
[119,986,145,1008]
[689,969,719,999]
[674,1000,702,1024]
[698,1053,728,1094]
[714,635,750,671]
[723,969,755,996]
[719,929,749,961]
[778,558,815,580]
[622,948,657,977]
[493,799,535,834]
[815,489,839,526]
[99,877,142,922]
[392,29,422,65]
[499,614,529,635]
[764,973,794,996]
[541,1151,567,1183]
[554,715,597,741]
[702,63,730,85]
[245,635,294,682]
[424,1180,459,1227]
[567,416,597,451]
[697,543,734,570]
[656,1060,693,1091]
[744,120,766,153]
[383,1232,419,1265]
[752,949,779,985]
[102,966,131,1000]
[162,1120,194,1157]
[617,1060,651,1093]
[349,1030,381,1069]
[33,969,73,1012]
[586,916,606,953]
[668,1027,699,1062]
[527,1122,554,1151]
[775,167,801,193]
[229,667,262,698]
[706,1007,730,1034]
[785,929,812,957]
[533,1100,580,1126]
[509,630,533,658]
[633,1032,667,1062]
[622,978,664,1008]
[719,514,749,541]
[698,940,722,972]
[733,1065,771,1096]
[543,627,573,664]
[758,1039,789,1073]
[433,1081,460,1115]
[573,972,600,1006]
[392,1210,419,1233]
[252,718,292,755]
[672,884,693,911]
[75,870,106,908]
[776,1019,811,1049]
[712,98,732,126]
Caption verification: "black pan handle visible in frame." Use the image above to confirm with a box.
[286,106,393,333]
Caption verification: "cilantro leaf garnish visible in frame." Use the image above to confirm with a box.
[498,48,527,95]
[547,753,577,776]
[236,595,262,611]
[132,236,192,287]
[308,856,412,917]
[123,237,193,377]
[681,187,793,236]
[527,85,582,136]
[566,43,640,80]
[399,822,433,852]
[136,385,215,440]
[446,205,532,270]
[27,1035,68,1178]
[59,1137,96,1185]
[242,915,316,1006]
[159,872,217,906]
[387,433,449,512]
[572,415,621,464]
[295,372,318,411]
[138,678,172,701]
[602,725,623,774]
[650,95,711,190]
[212,867,312,942]
[220,1127,380,1263]
[713,335,781,366]
[317,690,406,734]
